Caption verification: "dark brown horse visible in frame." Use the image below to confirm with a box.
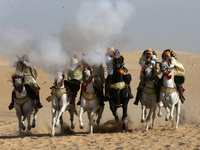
[108,56,130,132]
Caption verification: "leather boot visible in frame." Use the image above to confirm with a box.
[128,85,134,99]
[133,88,142,105]
[8,91,15,110]
[178,87,185,104]
[36,95,43,108]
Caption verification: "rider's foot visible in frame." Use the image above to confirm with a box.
[133,101,138,105]
[128,93,134,99]
[37,102,43,108]
[104,96,109,102]
[77,100,81,105]
[8,102,14,110]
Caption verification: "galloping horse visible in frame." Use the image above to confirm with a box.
[157,61,181,128]
[79,67,104,134]
[51,72,76,137]
[108,55,130,132]
[140,63,159,131]
[12,74,39,136]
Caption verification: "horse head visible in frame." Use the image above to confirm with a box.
[144,63,154,81]
[112,56,124,70]
[160,61,170,75]
[54,72,65,88]
[82,66,93,81]
[12,74,24,91]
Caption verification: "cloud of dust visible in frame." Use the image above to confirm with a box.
[0,0,134,75]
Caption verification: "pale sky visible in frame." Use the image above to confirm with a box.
[0,0,199,54]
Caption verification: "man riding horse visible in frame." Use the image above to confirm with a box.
[134,48,160,105]
[161,49,185,103]
[104,47,133,101]
[65,54,82,106]
[8,55,43,110]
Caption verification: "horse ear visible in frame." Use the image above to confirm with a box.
[62,72,65,79]
[121,56,124,63]
[87,65,91,71]
[82,67,86,73]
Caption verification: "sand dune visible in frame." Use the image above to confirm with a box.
[0,51,200,150]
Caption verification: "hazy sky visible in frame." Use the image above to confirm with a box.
[0,0,199,54]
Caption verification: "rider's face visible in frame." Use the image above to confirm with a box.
[164,55,170,61]
[146,53,151,58]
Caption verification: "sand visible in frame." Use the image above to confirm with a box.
[0,51,200,150]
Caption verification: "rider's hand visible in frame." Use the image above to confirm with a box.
[170,63,175,68]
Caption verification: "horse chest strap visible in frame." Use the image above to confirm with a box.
[51,87,67,97]
[161,86,176,94]
[143,87,156,95]
[14,96,28,106]
[82,91,97,100]
[110,81,126,90]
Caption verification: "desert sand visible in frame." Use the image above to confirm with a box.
[0,51,200,150]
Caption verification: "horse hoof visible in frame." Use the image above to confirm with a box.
[21,125,26,131]
[71,125,74,130]
[32,123,35,128]
[165,118,169,121]
[51,133,55,137]
[157,113,162,117]
[122,130,126,133]
[28,126,31,130]
[80,125,84,129]
[115,116,119,122]
[141,119,145,123]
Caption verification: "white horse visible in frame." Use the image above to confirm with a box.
[12,74,39,136]
[79,68,104,134]
[51,72,76,137]
[157,61,181,128]
[140,64,159,131]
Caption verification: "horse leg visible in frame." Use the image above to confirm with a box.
[109,100,118,121]
[79,106,84,129]
[51,106,57,137]
[152,107,157,128]
[69,108,75,129]
[56,97,67,127]
[96,106,104,126]
[175,102,181,129]
[141,105,146,123]
[169,104,175,121]
[32,107,38,128]
[88,111,95,134]
[145,108,153,131]
[157,101,163,117]
[16,112,22,136]
[60,114,64,135]
[122,103,128,132]
[27,114,31,131]
[165,106,170,121]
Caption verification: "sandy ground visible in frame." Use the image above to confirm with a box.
[0,51,200,150]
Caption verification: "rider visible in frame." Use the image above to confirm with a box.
[161,49,185,103]
[8,55,43,110]
[104,47,133,101]
[66,54,82,105]
[133,48,159,105]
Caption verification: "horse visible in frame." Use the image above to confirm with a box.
[157,61,181,129]
[140,63,159,131]
[108,55,130,132]
[12,74,39,136]
[51,72,77,137]
[79,67,104,134]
